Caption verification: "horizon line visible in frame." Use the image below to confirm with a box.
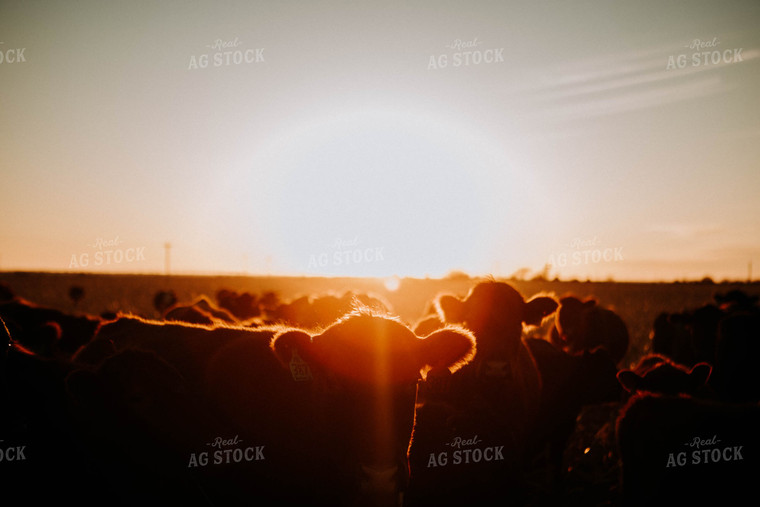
[0,269,756,286]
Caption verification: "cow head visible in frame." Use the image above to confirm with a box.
[436,281,557,362]
[555,296,596,350]
[616,354,712,396]
[271,309,476,505]
[651,311,696,366]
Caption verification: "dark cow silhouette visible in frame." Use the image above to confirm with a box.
[616,393,760,506]
[432,281,557,423]
[69,308,475,506]
[649,291,760,402]
[0,282,14,303]
[0,297,101,357]
[715,288,759,313]
[163,295,239,326]
[618,294,760,505]
[650,290,759,369]
[267,291,391,330]
[153,289,178,315]
[68,285,85,306]
[406,281,557,506]
[73,314,259,389]
[616,353,713,398]
[712,310,760,403]
[650,311,696,366]
[191,295,238,322]
[550,295,629,365]
[270,310,474,507]
[66,348,222,506]
[216,288,262,321]
[1,319,106,506]
[164,303,216,326]
[613,351,760,505]
[70,318,294,505]
[688,304,727,366]
[523,337,622,496]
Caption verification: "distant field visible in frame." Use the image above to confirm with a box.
[2,271,758,369]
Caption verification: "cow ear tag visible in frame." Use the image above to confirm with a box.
[290,348,313,382]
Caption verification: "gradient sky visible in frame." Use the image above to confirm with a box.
[1,0,759,281]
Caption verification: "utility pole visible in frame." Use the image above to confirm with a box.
[164,242,172,276]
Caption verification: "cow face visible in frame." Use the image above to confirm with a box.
[651,312,696,366]
[271,311,476,505]
[555,296,594,350]
[437,281,557,362]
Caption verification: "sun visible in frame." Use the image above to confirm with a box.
[233,107,527,279]
[383,276,401,292]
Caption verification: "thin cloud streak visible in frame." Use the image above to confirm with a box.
[508,45,758,122]
[527,76,726,122]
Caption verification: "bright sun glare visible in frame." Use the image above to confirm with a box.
[243,108,527,279]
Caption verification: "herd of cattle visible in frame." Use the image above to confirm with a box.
[0,280,758,506]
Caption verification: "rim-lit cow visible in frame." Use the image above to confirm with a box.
[69,307,476,506]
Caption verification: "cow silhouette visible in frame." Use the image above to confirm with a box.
[550,295,629,365]
[406,281,557,506]
[70,307,475,506]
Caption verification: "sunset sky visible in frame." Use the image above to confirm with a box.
[1,0,759,282]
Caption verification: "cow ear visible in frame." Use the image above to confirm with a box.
[413,315,444,337]
[270,329,314,366]
[688,362,712,388]
[436,294,465,323]
[616,369,641,393]
[418,326,476,373]
[523,296,558,326]
[583,299,598,309]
